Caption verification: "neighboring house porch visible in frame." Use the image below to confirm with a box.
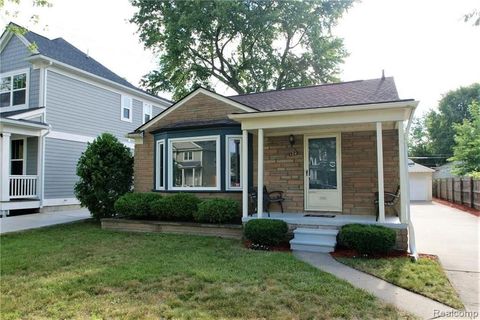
[0,109,49,216]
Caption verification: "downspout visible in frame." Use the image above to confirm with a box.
[39,124,51,208]
[405,106,418,260]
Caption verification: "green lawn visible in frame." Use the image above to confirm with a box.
[0,221,415,319]
[336,256,463,310]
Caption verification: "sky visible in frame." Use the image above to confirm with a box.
[1,0,479,117]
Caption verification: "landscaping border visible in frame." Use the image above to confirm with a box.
[101,218,243,239]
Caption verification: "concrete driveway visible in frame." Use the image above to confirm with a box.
[0,209,91,234]
[411,201,479,312]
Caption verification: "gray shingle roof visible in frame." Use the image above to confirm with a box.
[228,77,408,112]
[17,25,171,104]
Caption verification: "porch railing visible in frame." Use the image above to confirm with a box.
[9,175,39,199]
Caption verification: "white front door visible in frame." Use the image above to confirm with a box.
[305,134,342,211]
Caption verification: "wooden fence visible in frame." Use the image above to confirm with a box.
[432,177,480,210]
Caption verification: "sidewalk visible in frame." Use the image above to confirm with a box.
[295,252,453,320]
[0,209,91,234]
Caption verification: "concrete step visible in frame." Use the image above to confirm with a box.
[293,227,339,244]
[289,239,335,253]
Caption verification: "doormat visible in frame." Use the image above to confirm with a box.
[303,214,336,218]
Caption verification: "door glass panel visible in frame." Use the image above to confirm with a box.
[308,137,337,190]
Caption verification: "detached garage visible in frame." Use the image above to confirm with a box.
[408,160,435,201]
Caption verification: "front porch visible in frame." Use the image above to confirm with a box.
[0,115,49,215]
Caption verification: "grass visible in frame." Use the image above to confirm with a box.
[336,256,464,309]
[0,221,416,320]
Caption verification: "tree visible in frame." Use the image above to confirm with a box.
[74,133,133,220]
[425,83,480,158]
[131,0,354,99]
[464,9,480,26]
[449,100,480,177]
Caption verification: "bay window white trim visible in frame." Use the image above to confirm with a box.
[168,135,221,191]
[155,139,165,190]
[120,95,133,122]
[225,135,243,190]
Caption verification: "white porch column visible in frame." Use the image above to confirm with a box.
[257,128,264,218]
[242,130,249,218]
[398,121,408,223]
[0,132,11,202]
[376,122,385,222]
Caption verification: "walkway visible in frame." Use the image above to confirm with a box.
[295,252,452,320]
[0,209,91,234]
[411,201,480,312]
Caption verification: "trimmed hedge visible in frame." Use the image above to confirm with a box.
[194,198,239,224]
[337,224,396,255]
[244,219,288,246]
[151,193,201,221]
[114,192,162,219]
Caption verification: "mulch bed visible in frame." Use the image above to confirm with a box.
[244,240,291,252]
[433,198,480,217]
[331,247,437,260]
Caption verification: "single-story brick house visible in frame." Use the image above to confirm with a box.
[128,77,418,254]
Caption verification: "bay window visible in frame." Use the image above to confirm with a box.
[168,136,220,190]
[156,140,165,190]
[226,135,242,190]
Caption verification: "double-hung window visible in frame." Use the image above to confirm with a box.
[168,136,220,190]
[121,96,132,122]
[1,70,28,108]
[156,140,165,190]
[143,103,152,124]
[10,139,26,175]
[226,135,242,190]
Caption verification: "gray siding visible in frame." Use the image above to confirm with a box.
[0,35,41,109]
[0,35,30,72]
[26,137,38,175]
[29,69,40,107]
[46,70,163,140]
[44,138,87,199]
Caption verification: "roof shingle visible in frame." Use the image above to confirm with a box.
[228,77,406,111]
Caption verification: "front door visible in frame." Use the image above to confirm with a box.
[305,134,342,211]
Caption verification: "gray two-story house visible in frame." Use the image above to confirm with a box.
[0,23,171,216]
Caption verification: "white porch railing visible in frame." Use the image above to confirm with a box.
[9,175,39,199]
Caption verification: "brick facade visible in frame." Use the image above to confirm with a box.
[252,130,399,215]
[134,92,400,216]
[134,92,246,193]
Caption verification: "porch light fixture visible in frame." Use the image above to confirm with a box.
[288,134,298,156]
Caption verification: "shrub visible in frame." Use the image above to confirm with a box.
[114,193,161,219]
[151,193,201,221]
[337,224,396,255]
[244,219,288,246]
[194,198,239,224]
[74,133,133,220]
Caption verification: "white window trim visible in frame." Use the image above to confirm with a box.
[0,68,30,111]
[143,102,153,124]
[225,135,243,191]
[168,135,221,191]
[155,139,165,190]
[10,138,27,175]
[121,95,133,122]
[183,150,193,161]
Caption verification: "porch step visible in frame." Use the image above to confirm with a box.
[289,227,338,253]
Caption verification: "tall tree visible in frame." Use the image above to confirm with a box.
[449,100,480,177]
[425,83,480,158]
[131,0,354,99]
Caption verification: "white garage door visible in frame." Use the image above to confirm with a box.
[409,173,431,201]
